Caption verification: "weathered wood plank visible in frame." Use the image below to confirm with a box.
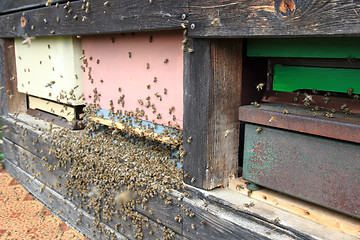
[0,0,188,38]
[238,103,360,143]
[229,178,360,238]
[0,40,8,115]
[0,0,70,14]
[2,116,61,166]
[183,39,242,190]
[136,192,183,235]
[3,137,68,195]
[188,0,360,37]
[2,39,27,113]
[180,190,313,240]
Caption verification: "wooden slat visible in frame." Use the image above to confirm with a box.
[2,115,61,164]
[0,39,8,114]
[180,188,312,240]
[90,116,181,146]
[0,0,188,38]
[183,39,242,190]
[262,91,360,115]
[0,0,70,14]
[3,137,68,195]
[2,39,27,114]
[238,103,360,143]
[29,96,76,121]
[188,0,360,38]
[229,178,360,238]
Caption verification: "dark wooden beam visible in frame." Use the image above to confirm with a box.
[188,0,360,38]
[2,39,27,113]
[0,39,8,114]
[0,0,71,15]
[183,39,242,190]
[0,0,188,38]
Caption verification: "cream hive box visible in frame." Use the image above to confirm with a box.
[14,36,84,106]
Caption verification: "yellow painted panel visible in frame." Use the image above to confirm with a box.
[28,95,75,121]
[15,36,84,105]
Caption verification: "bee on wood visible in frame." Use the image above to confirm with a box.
[40,184,46,193]
[283,109,289,114]
[251,101,260,108]
[146,63,150,69]
[325,112,335,118]
[104,1,109,6]
[164,59,169,64]
[224,130,231,137]
[211,18,221,27]
[268,116,275,123]
[256,83,265,91]
[274,217,280,223]
[303,93,314,103]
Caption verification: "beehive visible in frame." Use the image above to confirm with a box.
[14,36,84,106]
[81,31,183,128]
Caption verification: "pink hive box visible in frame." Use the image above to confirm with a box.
[82,31,183,129]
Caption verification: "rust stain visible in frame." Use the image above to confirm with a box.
[20,17,26,27]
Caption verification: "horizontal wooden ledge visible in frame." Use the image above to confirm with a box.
[188,0,360,38]
[238,103,360,143]
[90,117,181,146]
[0,0,70,15]
[0,0,187,38]
[229,178,360,238]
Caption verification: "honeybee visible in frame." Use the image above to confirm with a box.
[251,101,260,108]
[22,37,35,46]
[255,127,262,133]
[282,109,289,114]
[211,18,221,27]
[303,93,314,103]
[256,83,265,91]
[268,116,275,123]
[224,130,231,137]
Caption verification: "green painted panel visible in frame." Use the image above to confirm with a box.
[247,38,360,58]
[273,65,360,94]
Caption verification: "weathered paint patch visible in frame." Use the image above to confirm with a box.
[243,123,360,219]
